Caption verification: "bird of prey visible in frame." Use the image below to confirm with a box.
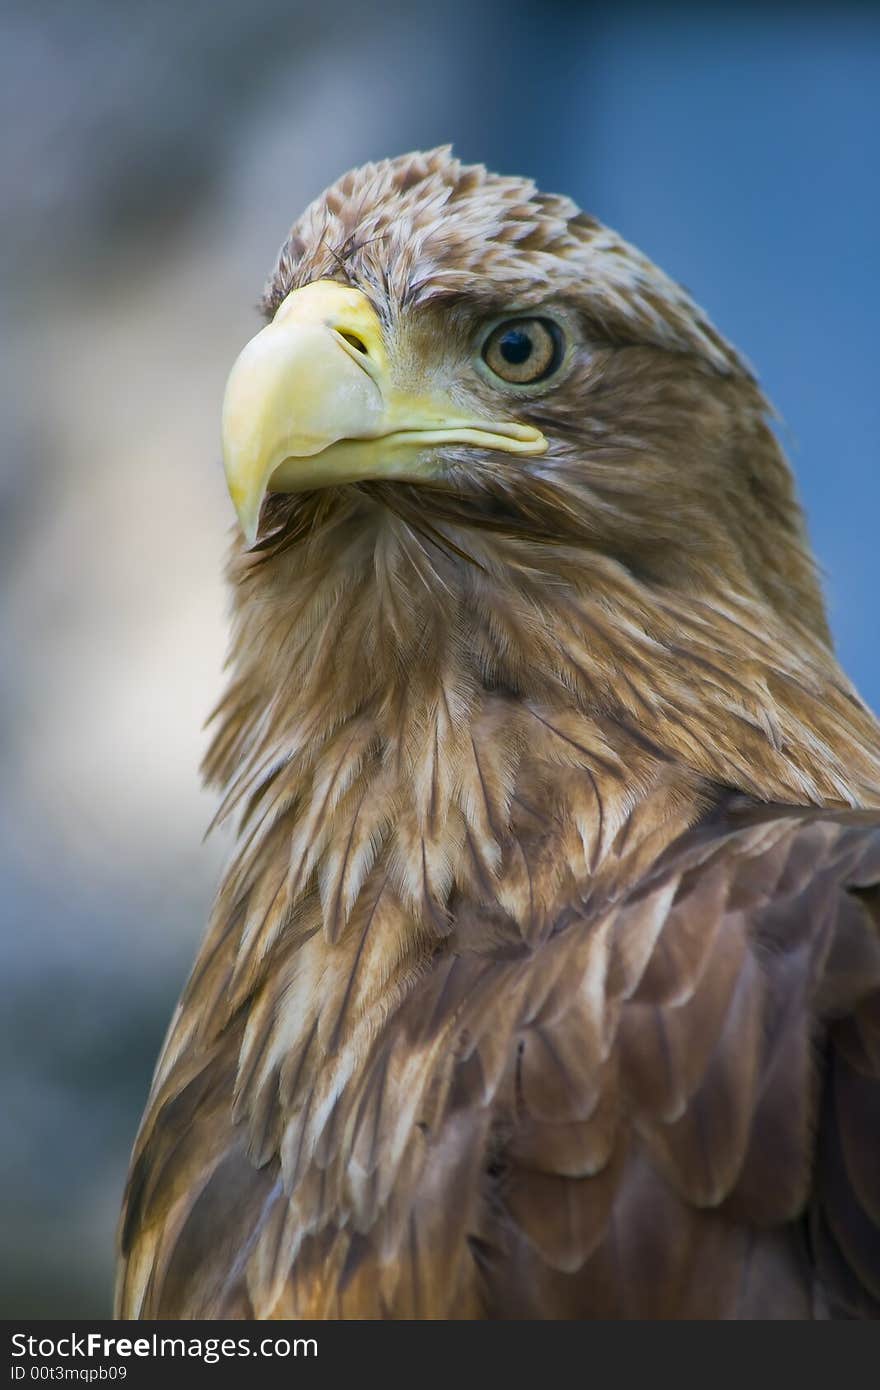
[116,148,880,1320]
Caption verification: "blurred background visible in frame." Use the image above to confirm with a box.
[2,0,878,1317]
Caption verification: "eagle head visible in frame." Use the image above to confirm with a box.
[222,146,828,645]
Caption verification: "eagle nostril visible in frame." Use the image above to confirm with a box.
[340,332,368,354]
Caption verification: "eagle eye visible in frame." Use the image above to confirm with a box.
[481,317,564,385]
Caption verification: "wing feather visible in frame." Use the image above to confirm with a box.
[117,806,880,1318]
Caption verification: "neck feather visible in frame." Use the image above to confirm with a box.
[200,506,880,1010]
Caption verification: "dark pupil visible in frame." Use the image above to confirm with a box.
[499,329,533,365]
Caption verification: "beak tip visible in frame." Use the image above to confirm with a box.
[224,466,265,549]
[228,495,262,549]
[238,506,262,549]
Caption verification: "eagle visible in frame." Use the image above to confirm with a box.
[116,148,880,1320]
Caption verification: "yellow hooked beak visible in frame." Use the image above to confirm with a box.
[221,279,548,543]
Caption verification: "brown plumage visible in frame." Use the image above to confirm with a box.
[116,148,880,1319]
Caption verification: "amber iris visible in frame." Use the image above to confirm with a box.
[482,317,562,384]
